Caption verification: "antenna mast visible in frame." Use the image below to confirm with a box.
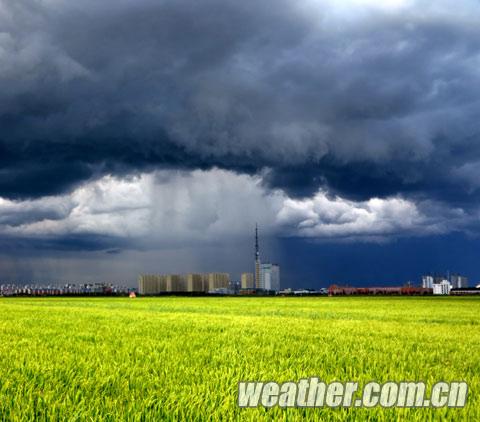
[255,223,260,289]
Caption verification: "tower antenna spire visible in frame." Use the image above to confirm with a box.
[255,223,259,260]
[255,223,260,289]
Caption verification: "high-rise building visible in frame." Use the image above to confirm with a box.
[241,273,254,289]
[138,274,167,294]
[450,274,468,289]
[139,272,231,294]
[166,274,186,292]
[138,274,153,295]
[187,273,207,292]
[260,263,280,291]
[207,273,230,291]
[422,275,434,289]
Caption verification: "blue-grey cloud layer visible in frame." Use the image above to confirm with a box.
[2,0,480,205]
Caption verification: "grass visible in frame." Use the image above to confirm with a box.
[0,296,478,421]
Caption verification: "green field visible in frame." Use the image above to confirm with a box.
[0,297,478,421]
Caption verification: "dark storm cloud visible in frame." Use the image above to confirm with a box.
[0,233,129,253]
[2,0,480,204]
[0,201,69,226]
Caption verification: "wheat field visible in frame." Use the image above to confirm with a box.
[0,296,478,421]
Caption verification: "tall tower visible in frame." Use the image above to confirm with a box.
[255,223,261,289]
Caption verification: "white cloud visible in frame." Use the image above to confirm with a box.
[0,169,284,243]
[0,169,469,245]
[276,191,449,239]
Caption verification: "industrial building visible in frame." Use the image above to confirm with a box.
[433,280,452,295]
[421,273,468,295]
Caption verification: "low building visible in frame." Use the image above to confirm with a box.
[328,285,433,296]
[450,287,480,295]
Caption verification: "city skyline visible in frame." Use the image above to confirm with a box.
[2,1,480,286]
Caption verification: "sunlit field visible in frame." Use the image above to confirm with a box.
[0,297,478,421]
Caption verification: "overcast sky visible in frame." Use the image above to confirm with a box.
[2,0,480,287]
